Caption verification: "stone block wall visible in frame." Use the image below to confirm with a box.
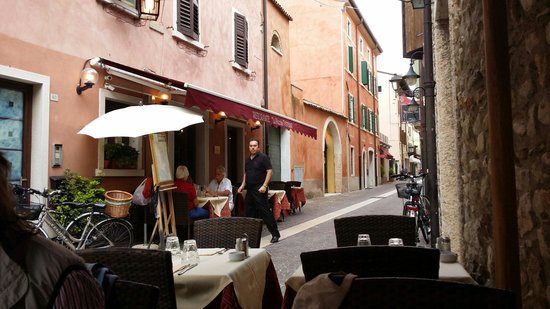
[440,0,550,306]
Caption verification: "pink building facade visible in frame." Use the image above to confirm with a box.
[0,0,316,193]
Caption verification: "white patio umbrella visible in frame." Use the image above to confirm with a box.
[78,104,204,138]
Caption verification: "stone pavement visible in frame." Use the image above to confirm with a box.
[258,181,405,290]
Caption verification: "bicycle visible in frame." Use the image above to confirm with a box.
[391,171,431,244]
[13,184,134,250]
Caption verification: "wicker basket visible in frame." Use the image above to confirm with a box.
[105,190,133,218]
[395,184,411,199]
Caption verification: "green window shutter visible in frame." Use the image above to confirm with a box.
[351,96,355,123]
[371,111,376,132]
[348,46,354,73]
[367,110,371,131]
[374,77,378,97]
[361,61,368,85]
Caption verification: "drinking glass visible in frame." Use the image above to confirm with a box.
[165,236,181,255]
[182,239,200,265]
[357,234,371,246]
[388,238,404,246]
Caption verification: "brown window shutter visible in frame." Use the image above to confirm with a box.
[177,0,199,40]
[234,12,248,68]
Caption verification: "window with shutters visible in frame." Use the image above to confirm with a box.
[234,12,248,68]
[348,94,356,124]
[361,61,369,86]
[177,0,199,41]
[367,109,372,132]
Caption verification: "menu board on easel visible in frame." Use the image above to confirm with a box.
[149,132,174,190]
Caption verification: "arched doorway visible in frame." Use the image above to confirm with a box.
[323,119,342,193]
[368,148,375,188]
[362,148,367,189]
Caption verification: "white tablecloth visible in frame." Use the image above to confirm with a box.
[173,248,271,309]
[197,196,229,217]
[285,261,477,292]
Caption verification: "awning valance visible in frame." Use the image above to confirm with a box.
[92,58,317,139]
[380,147,394,159]
[184,84,317,139]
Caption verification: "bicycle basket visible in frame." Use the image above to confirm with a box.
[395,184,411,199]
[15,202,43,220]
[105,190,133,218]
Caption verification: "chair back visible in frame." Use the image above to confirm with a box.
[172,191,189,239]
[194,217,263,248]
[78,248,176,309]
[112,279,160,309]
[334,215,416,246]
[268,181,286,190]
[340,277,516,309]
[300,246,440,282]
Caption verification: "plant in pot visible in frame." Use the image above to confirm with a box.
[116,144,139,169]
[104,143,122,169]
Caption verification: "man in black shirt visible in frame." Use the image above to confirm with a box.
[238,138,281,243]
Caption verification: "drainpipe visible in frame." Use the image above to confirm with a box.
[482,0,521,302]
[262,0,269,151]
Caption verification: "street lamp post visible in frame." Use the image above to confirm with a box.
[421,0,439,246]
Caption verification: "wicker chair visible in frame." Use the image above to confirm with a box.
[193,217,263,248]
[268,181,286,190]
[300,245,440,282]
[172,191,189,239]
[111,279,160,309]
[333,215,416,247]
[78,248,176,309]
[340,277,516,309]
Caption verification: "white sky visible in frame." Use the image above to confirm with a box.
[354,0,410,76]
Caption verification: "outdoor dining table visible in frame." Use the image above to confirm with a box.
[173,248,282,309]
[290,186,306,210]
[197,196,231,217]
[282,260,477,309]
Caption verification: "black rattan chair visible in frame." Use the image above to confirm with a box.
[340,277,516,309]
[300,245,440,282]
[112,279,160,309]
[78,248,176,309]
[333,215,416,246]
[268,181,286,190]
[193,217,263,248]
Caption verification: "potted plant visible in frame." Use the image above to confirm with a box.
[104,143,122,168]
[116,144,139,169]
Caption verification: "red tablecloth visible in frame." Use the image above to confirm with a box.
[290,187,306,210]
[205,260,283,309]
[236,191,290,221]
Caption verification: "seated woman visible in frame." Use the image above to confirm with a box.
[174,165,208,219]
[205,165,234,211]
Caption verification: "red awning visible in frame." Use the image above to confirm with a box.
[184,84,317,139]
[380,147,394,159]
[93,58,317,139]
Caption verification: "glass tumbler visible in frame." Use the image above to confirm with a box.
[165,236,181,255]
[388,238,404,246]
[182,239,200,265]
[357,234,371,246]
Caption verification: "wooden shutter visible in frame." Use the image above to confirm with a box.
[234,12,248,68]
[177,0,199,40]
[361,61,368,85]
[361,105,367,129]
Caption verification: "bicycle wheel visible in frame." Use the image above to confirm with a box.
[85,219,133,249]
[66,212,109,238]
[418,196,431,243]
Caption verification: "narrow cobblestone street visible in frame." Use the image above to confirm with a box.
[259,181,407,290]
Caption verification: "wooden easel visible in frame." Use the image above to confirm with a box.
[148,183,177,248]
[147,133,177,248]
